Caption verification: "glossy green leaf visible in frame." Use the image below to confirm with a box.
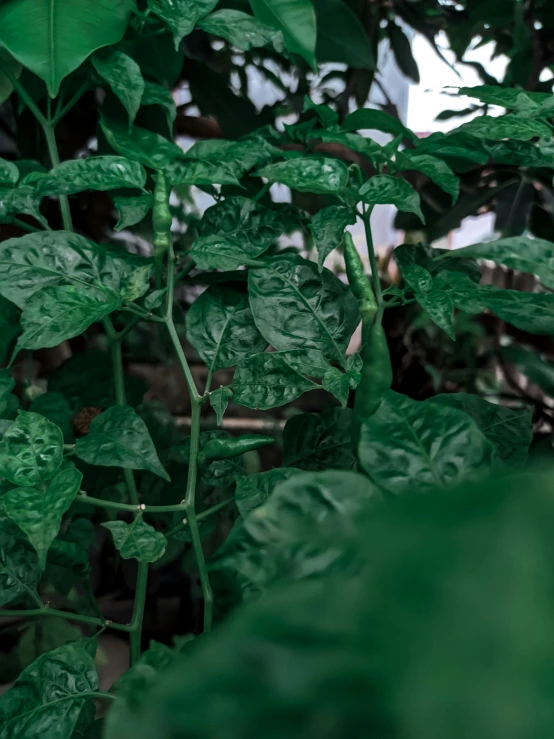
[395,152,459,203]
[199,196,287,253]
[322,366,350,407]
[0,0,134,96]
[459,114,551,141]
[235,467,301,517]
[143,289,166,312]
[141,81,177,131]
[0,230,152,309]
[248,255,359,361]
[4,467,82,568]
[189,235,264,270]
[165,160,240,187]
[399,263,456,339]
[16,285,120,352]
[209,386,233,426]
[148,0,218,48]
[255,157,349,195]
[0,410,63,487]
[502,344,554,397]
[359,175,424,222]
[460,85,552,109]
[342,108,417,142]
[303,96,338,128]
[36,156,147,197]
[100,115,185,170]
[429,393,533,465]
[75,405,170,481]
[233,353,317,410]
[485,139,554,167]
[0,369,14,416]
[309,206,356,270]
[29,392,73,443]
[0,48,22,105]
[314,0,375,69]
[388,21,419,82]
[92,49,144,127]
[113,193,153,231]
[358,391,495,494]
[103,518,167,562]
[249,0,316,68]
[0,517,41,607]
[0,640,98,738]
[394,242,481,283]
[451,236,554,290]
[282,407,355,470]
[187,137,280,179]
[199,10,284,51]
[0,158,18,185]
[0,185,48,228]
[186,285,267,373]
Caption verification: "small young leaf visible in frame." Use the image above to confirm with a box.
[234,467,300,516]
[190,234,266,270]
[92,50,145,127]
[100,115,185,170]
[0,369,14,416]
[249,0,317,68]
[303,95,339,128]
[342,108,417,142]
[0,640,99,737]
[359,175,425,222]
[309,205,356,270]
[3,467,83,569]
[113,193,153,231]
[322,366,350,407]
[148,0,219,48]
[0,411,63,487]
[144,289,167,312]
[254,157,349,195]
[209,386,233,426]
[75,405,170,481]
[103,518,167,562]
[186,285,267,372]
[198,10,285,51]
[233,353,317,410]
[141,81,177,131]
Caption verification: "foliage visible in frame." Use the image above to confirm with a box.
[0,1,552,737]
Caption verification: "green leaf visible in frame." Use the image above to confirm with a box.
[36,156,147,197]
[399,263,456,339]
[187,137,280,178]
[0,410,63,487]
[450,236,554,290]
[29,392,74,443]
[235,467,300,517]
[282,407,355,470]
[198,10,285,51]
[0,48,22,105]
[233,353,317,410]
[309,205,356,271]
[0,0,134,96]
[387,20,419,83]
[0,230,153,309]
[143,289,166,312]
[141,81,177,132]
[0,369,14,416]
[0,295,20,363]
[395,152,459,203]
[248,255,359,362]
[0,640,98,738]
[0,519,41,607]
[314,0,375,70]
[92,50,144,127]
[394,242,481,283]
[148,0,218,48]
[429,393,533,465]
[359,175,425,222]
[414,130,489,172]
[16,285,120,352]
[342,108,417,142]
[303,96,339,128]
[358,391,495,494]
[100,115,185,170]
[0,158,18,186]
[459,114,552,141]
[255,157,349,195]
[485,139,554,167]
[186,285,267,374]
[103,518,167,563]
[460,85,553,109]
[113,193,153,231]
[209,386,233,426]
[189,235,264,270]
[75,405,170,481]
[165,160,240,187]
[0,185,48,228]
[249,0,316,68]
[322,366,350,407]
[4,467,82,569]
[502,344,554,397]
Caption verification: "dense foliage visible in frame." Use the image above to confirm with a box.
[0,0,553,737]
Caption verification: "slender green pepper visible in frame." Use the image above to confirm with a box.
[152,171,172,265]
[201,434,275,462]
[343,231,376,321]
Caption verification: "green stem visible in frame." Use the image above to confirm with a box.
[77,493,235,519]
[10,218,43,233]
[0,606,132,632]
[43,122,73,231]
[253,181,271,202]
[53,82,88,125]
[129,562,148,665]
[361,205,383,323]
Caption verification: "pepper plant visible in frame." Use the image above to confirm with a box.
[0,1,553,737]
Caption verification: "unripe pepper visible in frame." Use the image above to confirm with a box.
[153,171,172,265]
[201,434,275,462]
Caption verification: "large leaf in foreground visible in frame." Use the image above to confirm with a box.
[282,407,355,470]
[0,640,98,739]
[358,391,495,494]
[75,405,170,481]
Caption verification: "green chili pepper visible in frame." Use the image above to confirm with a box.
[343,231,376,320]
[201,434,275,461]
[153,171,172,264]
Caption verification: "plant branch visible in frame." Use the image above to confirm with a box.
[129,562,148,665]
[361,205,383,322]
[0,605,132,632]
